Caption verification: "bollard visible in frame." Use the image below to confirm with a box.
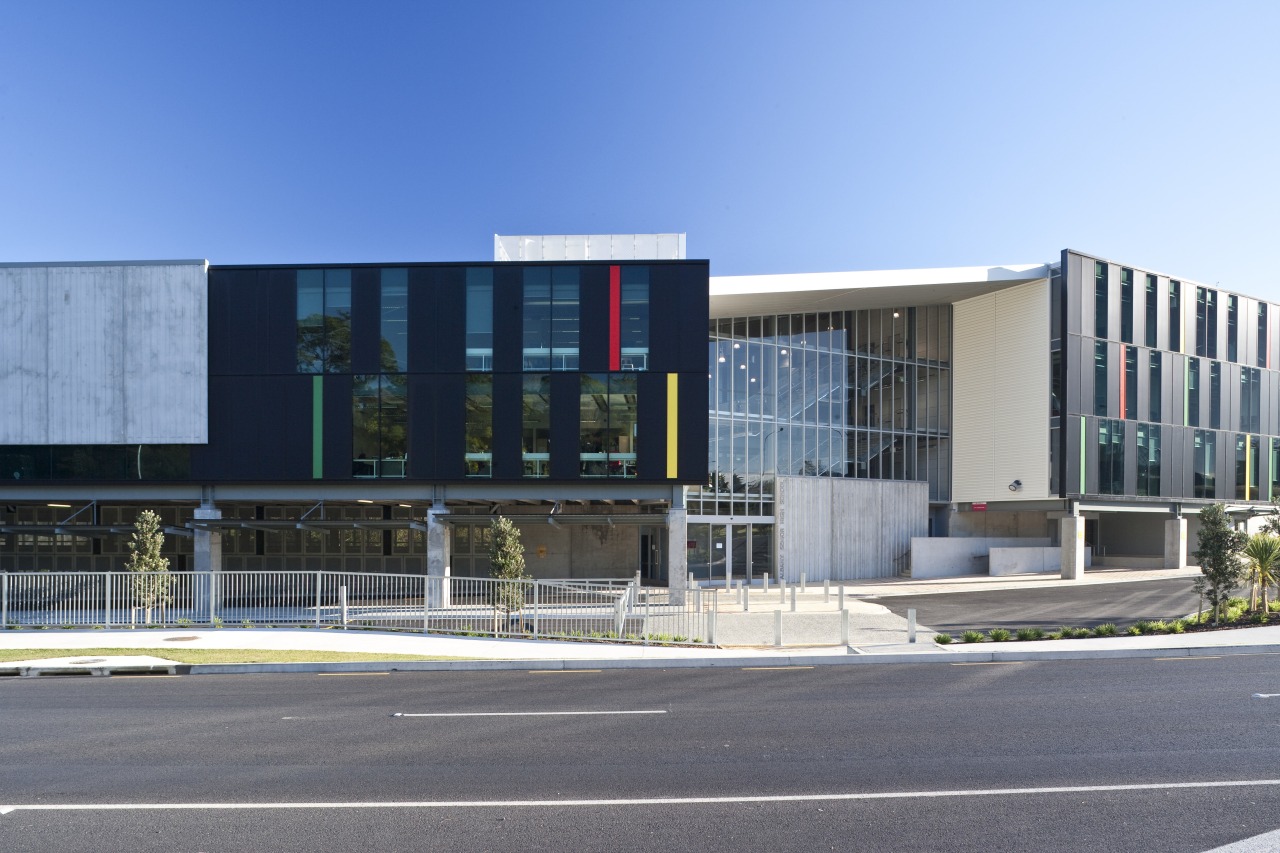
[841,609,850,646]
[838,585,845,611]
[763,573,770,594]
[779,577,786,603]
[824,579,830,603]
[340,585,349,628]
[790,586,797,612]
[774,609,783,648]
[614,596,625,637]
[635,570,642,587]
[800,572,806,593]
[743,582,750,612]
[908,608,917,644]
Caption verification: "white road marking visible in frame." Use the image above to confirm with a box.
[1252,693,1280,699]
[1200,826,1280,852]
[392,710,667,718]
[741,666,814,671]
[529,669,601,674]
[4,778,1280,814]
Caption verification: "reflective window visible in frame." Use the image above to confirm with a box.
[465,268,493,371]
[1260,303,1270,369]
[1169,281,1182,351]
[1194,430,1216,498]
[1123,346,1137,419]
[522,375,551,477]
[1137,423,1160,497]
[524,267,579,370]
[1093,341,1107,417]
[1210,362,1221,430]
[465,376,492,477]
[352,374,407,478]
[1241,367,1262,433]
[579,374,637,478]
[1097,418,1124,495]
[1145,274,1158,349]
[1120,268,1133,343]
[1227,295,1239,362]
[297,269,351,373]
[380,268,408,372]
[620,267,649,370]
[1187,359,1200,427]
[1148,351,1162,423]
[1094,261,1108,339]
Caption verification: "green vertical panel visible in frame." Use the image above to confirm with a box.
[1079,417,1086,495]
[312,375,324,479]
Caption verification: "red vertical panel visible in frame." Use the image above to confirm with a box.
[609,265,621,370]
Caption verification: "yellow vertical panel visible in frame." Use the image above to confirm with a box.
[666,373,678,479]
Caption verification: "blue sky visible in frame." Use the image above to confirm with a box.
[2,1,1278,295]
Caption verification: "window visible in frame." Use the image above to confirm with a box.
[1136,423,1160,497]
[1260,303,1270,369]
[1144,274,1158,348]
[297,269,351,373]
[1227,295,1238,362]
[1148,351,1162,423]
[380,268,408,372]
[1196,287,1217,358]
[1168,281,1182,351]
[1093,341,1107,417]
[523,267,579,370]
[579,374,637,478]
[1194,430,1216,498]
[465,268,494,371]
[1123,345,1137,419]
[1235,435,1259,501]
[465,376,492,477]
[352,374,407,478]
[1097,418,1124,495]
[1094,261,1108,339]
[619,267,650,370]
[522,375,551,477]
[1209,362,1221,430]
[1187,359,1200,427]
[1120,268,1134,343]
[1241,367,1262,433]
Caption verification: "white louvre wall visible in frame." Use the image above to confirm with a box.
[0,261,208,445]
[494,234,686,261]
[951,280,1051,502]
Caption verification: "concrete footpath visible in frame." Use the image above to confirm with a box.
[1,567,1266,675]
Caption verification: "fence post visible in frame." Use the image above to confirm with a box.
[643,592,650,645]
[531,580,540,638]
[104,572,112,628]
[841,608,850,645]
[1,572,7,629]
[774,609,783,647]
[423,575,430,634]
[614,594,625,637]
[340,585,349,628]
[908,608,917,644]
[314,571,322,627]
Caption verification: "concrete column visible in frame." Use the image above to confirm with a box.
[667,489,688,605]
[1060,515,1085,580]
[426,501,451,608]
[193,504,222,619]
[1164,517,1188,570]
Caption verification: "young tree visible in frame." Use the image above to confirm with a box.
[488,516,529,629]
[1243,533,1280,614]
[1192,504,1248,625]
[126,509,171,622]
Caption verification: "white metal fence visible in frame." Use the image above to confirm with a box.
[0,571,712,644]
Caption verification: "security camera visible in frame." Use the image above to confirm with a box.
[1008,480,1022,492]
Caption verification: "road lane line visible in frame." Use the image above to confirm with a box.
[392,710,667,718]
[741,666,814,671]
[1154,656,1222,661]
[950,661,1021,666]
[317,672,390,676]
[1252,693,1280,699]
[6,778,1280,813]
[528,670,601,674]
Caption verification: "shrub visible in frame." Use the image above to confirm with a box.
[987,628,1011,642]
[1148,620,1171,634]
[61,624,74,630]
[961,630,985,643]
[1251,612,1268,624]
[1169,620,1187,634]
[1094,623,1118,636]
[210,616,224,629]
[241,619,255,629]
[1126,625,1142,636]
[934,633,953,644]
[1069,627,1094,639]
[175,618,192,628]
[1132,620,1154,634]
[1015,628,1044,641]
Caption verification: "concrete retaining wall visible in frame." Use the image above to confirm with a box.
[909,537,1051,578]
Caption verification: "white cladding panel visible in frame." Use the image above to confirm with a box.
[952,280,1051,502]
[495,234,686,261]
[0,262,208,445]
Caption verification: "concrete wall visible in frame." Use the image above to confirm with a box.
[515,522,638,579]
[949,510,1053,539]
[989,547,1062,576]
[0,261,208,444]
[776,476,927,581]
[910,536,1052,578]
[952,280,1051,503]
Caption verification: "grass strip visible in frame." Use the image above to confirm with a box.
[0,648,471,664]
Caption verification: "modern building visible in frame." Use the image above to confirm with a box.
[0,242,1270,583]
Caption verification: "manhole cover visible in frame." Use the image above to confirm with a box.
[165,636,200,642]
[69,658,107,665]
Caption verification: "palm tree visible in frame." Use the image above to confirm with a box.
[1243,534,1280,614]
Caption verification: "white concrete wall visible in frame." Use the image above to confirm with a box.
[989,547,1062,576]
[910,536,1052,578]
[0,262,208,444]
[776,476,927,580]
[952,279,1051,503]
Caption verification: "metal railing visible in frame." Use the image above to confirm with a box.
[0,571,711,644]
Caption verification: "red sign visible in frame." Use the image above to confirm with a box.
[971,502,988,511]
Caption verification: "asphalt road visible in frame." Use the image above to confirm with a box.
[874,577,1203,633]
[3,658,1280,852]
